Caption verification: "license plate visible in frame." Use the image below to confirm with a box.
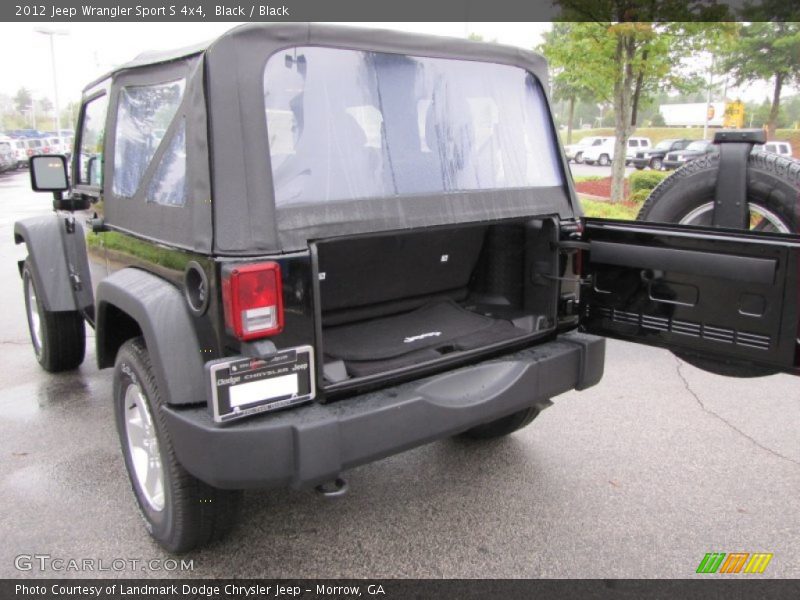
[206,346,315,424]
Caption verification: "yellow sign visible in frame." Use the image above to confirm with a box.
[723,101,746,128]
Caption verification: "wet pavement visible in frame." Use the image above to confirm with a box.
[0,169,798,578]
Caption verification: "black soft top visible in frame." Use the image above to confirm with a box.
[95,23,578,255]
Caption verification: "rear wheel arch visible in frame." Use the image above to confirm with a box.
[96,301,143,368]
[95,269,206,406]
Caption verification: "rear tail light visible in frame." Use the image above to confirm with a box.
[221,262,284,341]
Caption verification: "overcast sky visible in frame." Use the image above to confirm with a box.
[0,21,780,114]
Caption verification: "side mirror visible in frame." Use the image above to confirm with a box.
[29,154,89,212]
[30,155,69,193]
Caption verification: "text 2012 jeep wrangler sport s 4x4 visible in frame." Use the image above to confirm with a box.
[16,24,799,552]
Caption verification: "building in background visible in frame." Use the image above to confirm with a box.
[658,101,746,129]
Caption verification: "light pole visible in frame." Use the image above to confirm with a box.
[34,27,69,135]
[25,100,37,129]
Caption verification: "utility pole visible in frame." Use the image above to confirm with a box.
[34,28,69,134]
[26,102,36,129]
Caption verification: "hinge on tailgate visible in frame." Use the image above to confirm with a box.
[549,239,592,285]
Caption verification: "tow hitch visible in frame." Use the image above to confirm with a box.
[315,477,349,498]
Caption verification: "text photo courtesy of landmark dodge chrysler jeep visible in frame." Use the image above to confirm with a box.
[15,24,800,553]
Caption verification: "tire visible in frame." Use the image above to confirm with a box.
[22,260,85,372]
[637,151,798,233]
[650,157,663,171]
[459,403,549,440]
[598,154,610,167]
[114,337,240,553]
[637,151,799,377]
[574,152,584,164]
[635,164,645,171]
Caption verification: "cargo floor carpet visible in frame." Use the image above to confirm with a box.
[323,300,528,377]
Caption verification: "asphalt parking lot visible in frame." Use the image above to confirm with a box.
[0,168,798,579]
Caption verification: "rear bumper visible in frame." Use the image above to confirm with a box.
[162,331,605,490]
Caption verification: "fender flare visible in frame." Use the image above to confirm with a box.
[96,268,206,406]
[14,215,79,312]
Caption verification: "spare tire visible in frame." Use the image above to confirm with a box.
[637,151,798,233]
[636,151,799,377]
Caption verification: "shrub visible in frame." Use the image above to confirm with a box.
[629,189,651,204]
[629,170,669,193]
[579,198,639,220]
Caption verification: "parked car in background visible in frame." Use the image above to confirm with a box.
[25,138,45,157]
[624,137,652,164]
[12,139,29,168]
[0,137,16,172]
[760,141,793,158]
[48,137,73,156]
[663,139,719,170]
[564,136,611,164]
[6,129,40,139]
[582,136,652,166]
[631,138,692,171]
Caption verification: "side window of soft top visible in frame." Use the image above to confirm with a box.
[112,79,186,206]
[77,94,108,187]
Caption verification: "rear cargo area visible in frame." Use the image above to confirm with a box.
[315,217,560,385]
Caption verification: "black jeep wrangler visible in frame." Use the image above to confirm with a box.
[16,24,799,552]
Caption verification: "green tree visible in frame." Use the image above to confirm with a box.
[61,101,80,130]
[547,0,732,201]
[37,97,53,116]
[13,87,32,115]
[749,97,788,129]
[540,23,611,143]
[782,94,800,128]
[543,21,722,200]
[720,20,800,138]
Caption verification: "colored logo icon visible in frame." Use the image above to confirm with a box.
[696,553,773,574]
